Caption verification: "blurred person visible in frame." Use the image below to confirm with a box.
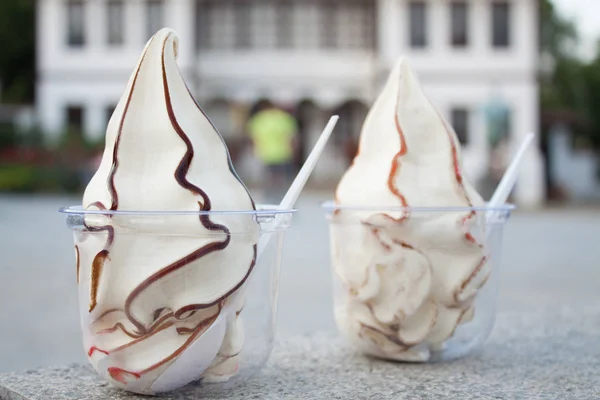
[247,101,298,202]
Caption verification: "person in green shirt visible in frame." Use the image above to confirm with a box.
[247,103,298,195]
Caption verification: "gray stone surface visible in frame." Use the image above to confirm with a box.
[2,193,600,399]
[1,308,599,400]
[2,193,600,373]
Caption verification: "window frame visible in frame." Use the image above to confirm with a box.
[66,0,86,47]
[408,1,428,49]
[491,1,511,48]
[65,105,85,136]
[450,1,469,48]
[146,0,165,41]
[450,107,470,145]
[107,0,125,46]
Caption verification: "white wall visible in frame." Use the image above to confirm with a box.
[389,0,535,75]
[37,0,195,139]
[550,126,600,200]
[36,0,545,205]
[194,51,377,107]
[379,0,544,205]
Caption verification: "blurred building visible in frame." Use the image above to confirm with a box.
[36,0,544,206]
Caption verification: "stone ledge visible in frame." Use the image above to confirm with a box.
[1,309,599,400]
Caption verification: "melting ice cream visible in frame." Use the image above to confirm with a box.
[332,59,487,361]
[77,28,258,393]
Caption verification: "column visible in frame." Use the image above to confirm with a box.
[513,82,545,207]
[470,101,490,184]
[85,102,106,142]
[471,0,487,53]
[376,0,399,65]
[126,0,145,48]
[37,83,63,143]
[37,0,59,68]
[519,0,538,75]
[168,0,195,68]
[37,0,62,140]
[430,0,446,53]
[87,0,104,49]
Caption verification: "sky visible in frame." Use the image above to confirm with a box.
[552,0,600,59]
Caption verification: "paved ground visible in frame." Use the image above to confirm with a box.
[1,192,599,373]
[3,307,600,399]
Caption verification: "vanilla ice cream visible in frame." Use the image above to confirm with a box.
[77,28,259,393]
[332,59,487,361]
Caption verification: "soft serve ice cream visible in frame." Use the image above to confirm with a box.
[77,28,258,393]
[332,59,487,361]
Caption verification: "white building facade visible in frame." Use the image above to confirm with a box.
[36,0,545,206]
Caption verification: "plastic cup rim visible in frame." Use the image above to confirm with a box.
[59,205,296,217]
[321,200,516,213]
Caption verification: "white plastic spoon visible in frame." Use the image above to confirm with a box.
[258,115,340,256]
[150,115,339,393]
[488,132,535,208]
[483,132,534,238]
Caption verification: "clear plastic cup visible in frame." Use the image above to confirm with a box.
[322,202,514,362]
[60,205,294,395]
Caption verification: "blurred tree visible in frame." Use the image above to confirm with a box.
[0,0,35,103]
[538,0,595,197]
[581,48,600,155]
[539,0,585,112]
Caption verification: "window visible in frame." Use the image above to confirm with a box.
[409,1,427,48]
[293,2,320,49]
[492,1,510,48]
[320,3,337,48]
[320,1,375,50]
[450,1,469,47]
[107,0,125,45]
[105,105,117,126]
[250,2,276,49]
[276,2,294,48]
[67,0,85,47]
[197,1,236,50]
[197,0,375,51]
[195,0,207,50]
[451,108,469,145]
[234,2,252,48]
[206,2,236,49]
[66,106,85,135]
[337,2,373,50]
[146,0,164,40]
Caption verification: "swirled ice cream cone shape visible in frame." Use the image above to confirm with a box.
[332,59,488,361]
[78,28,259,394]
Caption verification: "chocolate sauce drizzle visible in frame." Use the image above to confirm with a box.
[120,35,257,335]
[85,33,258,381]
[75,245,80,284]
[387,102,409,216]
[82,46,150,312]
[351,92,487,355]
[89,250,109,312]
[359,322,409,350]
[182,88,255,209]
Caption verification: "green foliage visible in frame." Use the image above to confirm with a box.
[0,164,81,193]
[540,0,578,60]
[0,125,99,193]
[541,57,586,111]
[0,124,45,150]
[540,0,582,110]
[540,0,600,157]
[580,57,600,151]
[0,124,20,149]
[0,0,35,103]
[0,164,37,191]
